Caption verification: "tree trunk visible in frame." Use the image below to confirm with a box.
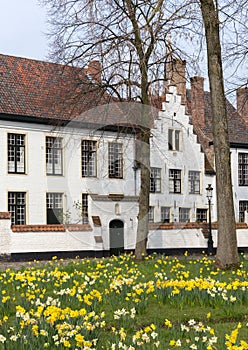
[135,128,150,259]
[135,75,150,259]
[200,0,239,269]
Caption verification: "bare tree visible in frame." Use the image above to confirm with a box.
[200,0,239,268]
[41,0,245,266]
[220,0,248,94]
[41,0,193,259]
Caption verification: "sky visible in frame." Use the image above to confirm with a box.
[0,0,49,61]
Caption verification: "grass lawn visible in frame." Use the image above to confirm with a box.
[0,253,247,349]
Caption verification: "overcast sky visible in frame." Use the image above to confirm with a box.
[0,1,49,61]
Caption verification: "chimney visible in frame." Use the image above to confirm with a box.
[166,58,187,105]
[190,76,205,130]
[85,60,101,83]
[237,87,248,122]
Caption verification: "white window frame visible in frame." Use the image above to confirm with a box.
[179,208,190,222]
[148,206,154,223]
[188,171,201,194]
[46,136,63,176]
[168,129,181,151]
[169,169,182,193]
[82,140,97,177]
[150,167,162,193]
[108,142,123,179]
[161,207,170,223]
[8,133,25,174]
[8,192,26,225]
[238,153,248,186]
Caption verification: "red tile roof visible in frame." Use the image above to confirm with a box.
[0,212,11,219]
[187,89,248,145]
[0,54,109,121]
[12,225,66,232]
[149,222,248,231]
[0,54,246,146]
[11,224,92,232]
[0,54,152,129]
[66,224,92,231]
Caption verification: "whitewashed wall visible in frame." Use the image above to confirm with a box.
[0,120,137,225]
[231,148,248,222]
[0,217,247,255]
[150,86,215,222]
[0,215,11,255]
[148,228,248,250]
[0,84,233,257]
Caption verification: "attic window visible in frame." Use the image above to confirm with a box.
[168,129,181,151]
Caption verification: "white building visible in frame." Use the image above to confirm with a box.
[0,53,247,258]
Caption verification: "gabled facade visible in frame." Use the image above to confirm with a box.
[149,85,211,224]
[0,53,247,257]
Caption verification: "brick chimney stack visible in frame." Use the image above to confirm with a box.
[85,60,101,83]
[237,87,248,122]
[167,58,187,105]
[190,76,205,130]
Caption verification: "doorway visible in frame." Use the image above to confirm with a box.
[109,219,124,255]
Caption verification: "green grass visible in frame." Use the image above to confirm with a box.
[0,253,247,349]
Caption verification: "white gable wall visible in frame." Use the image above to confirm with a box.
[149,86,214,223]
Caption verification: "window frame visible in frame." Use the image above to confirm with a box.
[82,140,97,177]
[161,206,170,223]
[238,153,248,186]
[8,192,26,225]
[179,207,190,222]
[188,171,201,194]
[148,206,154,223]
[150,167,162,193]
[168,129,181,151]
[82,193,89,224]
[169,169,182,193]
[8,133,25,174]
[196,208,207,222]
[108,142,123,179]
[46,136,63,176]
[239,201,248,222]
[46,192,63,224]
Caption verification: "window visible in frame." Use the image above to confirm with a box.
[150,168,161,193]
[82,193,89,224]
[238,153,248,186]
[179,208,190,222]
[46,193,63,224]
[168,129,181,151]
[196,208,207,222]
[82,140,97,177]
[8,192,26,225]
[189,171,200,194]
[46,137,63,175]
[8,133,25,173]
[161,207,170,223]
[239,201,248,222]
[169,169,181,193]
[108,142,123,178]
[148,206,154,223]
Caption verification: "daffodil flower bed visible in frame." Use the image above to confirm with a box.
[0,253,247,349]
